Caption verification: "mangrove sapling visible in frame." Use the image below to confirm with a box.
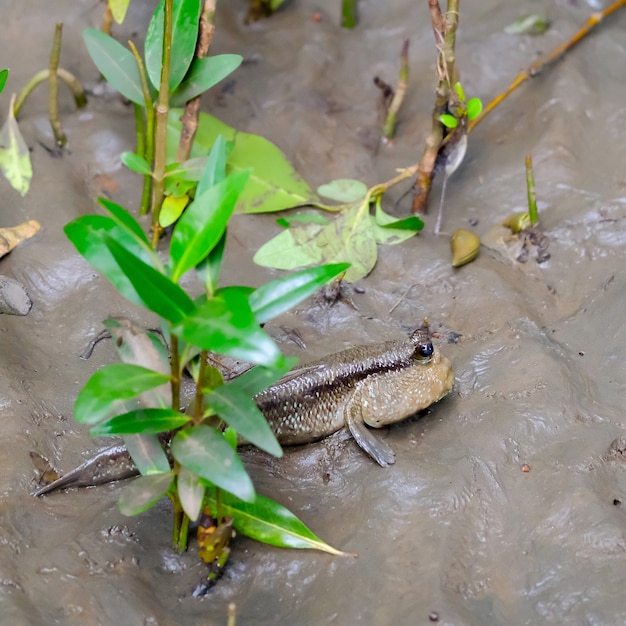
[64,135,350,578]
[13,23,87,148]
[83,0,241,223]
[501,155,550,264]
[0,21,88,196]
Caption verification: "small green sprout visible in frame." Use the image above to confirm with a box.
[439,81,483,129]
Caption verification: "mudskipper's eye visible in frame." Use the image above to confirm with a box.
[417,342,434,360]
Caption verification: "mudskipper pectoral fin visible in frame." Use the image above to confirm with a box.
[346,404,396,467]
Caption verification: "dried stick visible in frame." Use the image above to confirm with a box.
[468,0,626,133]
[411,0,459,215]
[382,39,410,141]
[176,0,216,163]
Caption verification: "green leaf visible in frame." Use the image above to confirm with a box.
[195,231,226,297]
[226,359,297,397]
[172,425,255,502]
[145,0,202,92]
[175,287,283,366]
[205,491,350,556]
[124,433,171,475]
[121,151,152,175]
[167,110,318,213]
[98,198,151,246]
[82,28,144,105]
[65,216,158,286]
[371,199,423,245]
[439,113,458,129]
[0,101,32,197]
[169,170,249,282]
[164,156,206,182]
[223,426,238,450]
[108,0,131,24]
[177,466,205,521]
[206,386,282,457]
[196,135,228,195]
[317,179,367,203]
[89,408,190,436]
[0,69,8,95]
[171,54,242,106]
[75,364,171,425]
[466,97,483,121]
[254,201,377,282]
[104,234,196,323]
[277,213,330,228]
[118,472,174,516]
[249,263,350,324]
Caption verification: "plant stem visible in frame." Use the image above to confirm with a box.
[341,0,358,28]
[177,509,190,552]
[48,23,66,147]
[525,154,538,225]
[14,68,86,118]
[128,40,155,216]
[382,39,409,141]
[194,350,208,424]
[151,0,174,244]
[176,0,216,163]
[468,0,626,133]
[170,333,180,411]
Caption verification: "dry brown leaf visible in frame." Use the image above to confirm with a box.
[0,219,41,258]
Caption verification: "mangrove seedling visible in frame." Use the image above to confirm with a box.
[64,135,351,582]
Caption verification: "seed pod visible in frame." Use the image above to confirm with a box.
[502,211,531,233]
[450,229,480,267]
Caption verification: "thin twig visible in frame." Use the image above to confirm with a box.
[176,0,216,163]
[468,0,626,133]
[49,23,66,147]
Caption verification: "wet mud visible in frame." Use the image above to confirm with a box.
[1,0,625,624]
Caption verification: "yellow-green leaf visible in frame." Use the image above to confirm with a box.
[108,0,131,23]
[0,97,32,196]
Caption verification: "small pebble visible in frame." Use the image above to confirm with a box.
[521,464,530,473]
[0,275,32,315]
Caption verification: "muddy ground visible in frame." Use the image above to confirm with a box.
[1,0,625,624]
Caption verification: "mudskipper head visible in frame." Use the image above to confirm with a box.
[410,317,435,363]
